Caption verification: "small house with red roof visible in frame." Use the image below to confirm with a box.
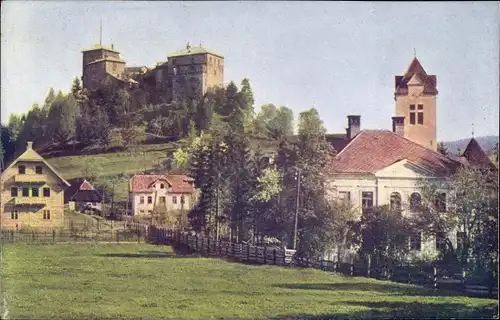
[64,179,103,214]
[129,174,196,216]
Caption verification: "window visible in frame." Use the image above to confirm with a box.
[11,187,18,197]
[180,195,185,204]
[35,166,43,174]
[409,104,416,124]
[390,192,402,211]
[456,232,465,251]
[436,232,446,251]
[43,210,51,220]
[112,63,117,71]
[173,196,178,204]
[417,104,423,110]
[32,188,39,197]
[140,210,144,214]
[11,210,19,220]
[410,232,421,251]
[410,192,421,212]
[361,192,373,211]
[160,183,165,189]
[147,196,153,204]
[159,196,166,203]
[338,191,351,205]
[434,193,447,212]
[140,196,145,204]
[43,187,50,197]
[18,165,26,174]
[22,187,29,197]
[417,104,424,125]
[148,210,152,214]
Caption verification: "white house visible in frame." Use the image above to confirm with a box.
[129,174,196,216]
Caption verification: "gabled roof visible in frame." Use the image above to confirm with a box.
[461,138,497,171]
[130,174,195,194]
[168,45,224,59]
[64,179,102,203]
[395,57,438,95]
[1,142,70,187]
[327,130,459,176]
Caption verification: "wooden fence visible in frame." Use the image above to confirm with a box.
[149,226,498,299]
[0,222,148,244]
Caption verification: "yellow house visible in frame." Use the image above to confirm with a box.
[0,141,70,229]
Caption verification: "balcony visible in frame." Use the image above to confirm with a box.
[14,174,46,184]
[13,197,48,206]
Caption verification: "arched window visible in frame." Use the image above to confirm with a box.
[410,192,421,212]
[390,192,402,211]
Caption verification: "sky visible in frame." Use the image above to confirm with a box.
[1,1,499,142]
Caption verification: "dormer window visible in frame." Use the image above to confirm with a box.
[160,183,165,189]
[18,165,26,174]
[35,166,43,174]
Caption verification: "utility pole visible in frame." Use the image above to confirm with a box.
[293,168,301,250]
[215,171,220,241]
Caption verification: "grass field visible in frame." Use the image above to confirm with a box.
[1,243,497,320]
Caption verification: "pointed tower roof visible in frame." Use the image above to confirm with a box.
[461,138,497,171]
[395,57,438,95]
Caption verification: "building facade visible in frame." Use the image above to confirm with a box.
[0,142,70,229]
[325,57,496,260]
[129,174,196,216]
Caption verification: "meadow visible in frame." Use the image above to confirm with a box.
[1,243,498,319]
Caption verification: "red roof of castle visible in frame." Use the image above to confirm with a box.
[327,130,459,175]
[395,57,438,95]
[130,174,195,194]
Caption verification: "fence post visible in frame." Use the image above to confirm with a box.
[273,249,277,265]
[247,243,250,260]
[366,254,371,278]
[264,245,267,264]
[350,261,354,276]
[219,240,222,256]
[433,266,438,289]
[52,229,56,243]
[116,230,119,243]
[334,260,338,273]
[207,238,210,255]
[32,231,35,242]
[461,269,467,292]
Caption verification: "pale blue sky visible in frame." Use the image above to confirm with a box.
[1,1,499,141]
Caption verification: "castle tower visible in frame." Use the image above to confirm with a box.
[165,43,224,101]
[394,57,438,151]
[81,23,126,91]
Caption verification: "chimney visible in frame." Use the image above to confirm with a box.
[27,141,33,150]
[392,116,405,136]
[111,44,114,50]
[347,115,361,139]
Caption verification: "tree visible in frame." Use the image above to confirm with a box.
[46,93,79,145]
[253,104,294,140]
[293,108,335,256]
[121,125,146,146]
[71,77,82,97]
[80,159,102,184]
[6,114,24,141]
[412,166,498,274]
[1,125,16,169]
[437,142,449,157]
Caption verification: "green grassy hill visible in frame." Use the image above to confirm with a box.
[46,142,182,203]
[45,137,278,205]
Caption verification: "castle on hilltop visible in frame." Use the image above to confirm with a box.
[81,39,224,102]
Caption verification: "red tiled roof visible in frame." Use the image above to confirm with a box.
[79,180,95,191]
[461,138,497,171]
[130,174,195,194]
[327,130,459,175]
[395,57,438,95]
